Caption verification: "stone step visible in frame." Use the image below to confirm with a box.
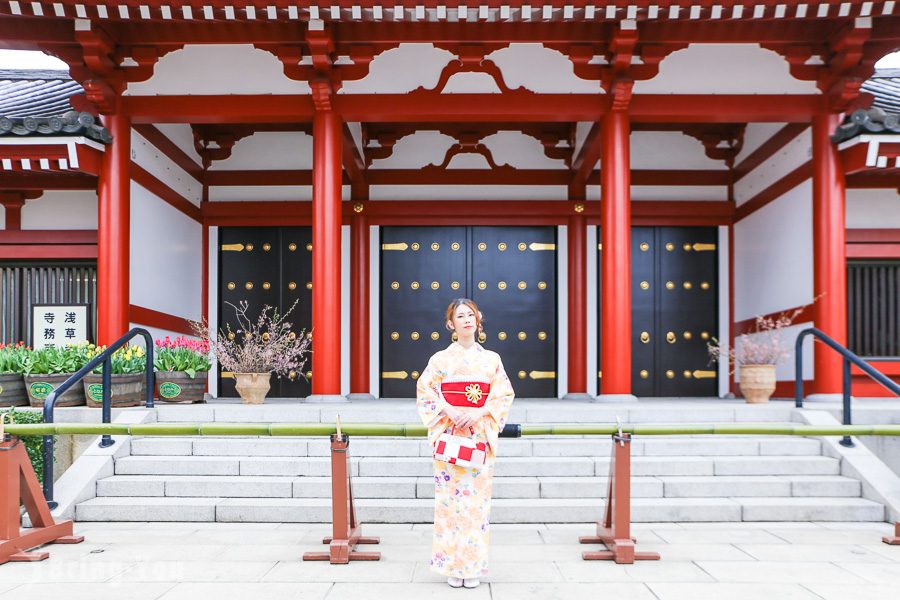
[96,473,861,500]
[75,495,884,524]
[152,402,797,425]
[114,454,840,478]
[127,435,822,458]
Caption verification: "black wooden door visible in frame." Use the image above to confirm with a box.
[381,226,557,398]
[218,227,312,398]
[471,227,557,398]
[598,226,718,396]
[380,227,468,398]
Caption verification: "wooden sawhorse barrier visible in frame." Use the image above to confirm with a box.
[303,421,380,564]
[579,432,660,564]
[1,428,83,565]
[884,523,900,545]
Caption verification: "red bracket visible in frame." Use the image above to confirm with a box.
[303,432,380,564]
[884,522,900,545]
[579,432,660,564]
[1,435,83,565]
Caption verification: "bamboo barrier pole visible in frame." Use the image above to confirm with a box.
[5,423,900,437]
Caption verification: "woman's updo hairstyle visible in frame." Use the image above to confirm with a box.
[444,298,484,334]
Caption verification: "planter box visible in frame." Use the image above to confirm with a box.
[0,373,28,407]
[84,373,145,408]
[156,371,207,404]
[24,373,86,407]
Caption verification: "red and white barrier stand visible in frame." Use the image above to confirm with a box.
[579,431,660,564]
[303,417,380,564]
[884,522,900,545]
[1,418,83,565]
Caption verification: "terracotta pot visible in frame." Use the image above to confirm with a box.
[739,364,777,404]
[156,371,207,403]
[234,372,271,405]
[24,373,86,407]
[0,373,28,407]
[84,373,145,408]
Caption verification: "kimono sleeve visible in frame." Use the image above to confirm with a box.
[416,354,446,431]
[485,356,515,432]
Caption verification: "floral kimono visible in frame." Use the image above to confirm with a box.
[416,341,515,579]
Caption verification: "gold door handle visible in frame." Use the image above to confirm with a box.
[382,243,409,251]
[666,332,676,344]
[640,331,650,344]
[691,243,717,252]
[221,372,235,379]
[528,243,556,251]
[691,370,717,379]
[221,243,245,252]
[381,371,409,380]
[528,371,556,379]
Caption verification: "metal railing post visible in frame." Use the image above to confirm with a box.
[99,356,114,448]
[841,358,854,447]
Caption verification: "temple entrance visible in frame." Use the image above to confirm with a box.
[218,227,313,398]
[598,226,719,397]
[380,226,558,398]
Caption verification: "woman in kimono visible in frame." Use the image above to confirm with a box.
[416,298,515,589]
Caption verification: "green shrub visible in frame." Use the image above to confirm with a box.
[1,408,47,483]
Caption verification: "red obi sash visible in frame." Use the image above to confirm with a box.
[441,381,490,407]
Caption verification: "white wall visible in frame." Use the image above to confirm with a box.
[132,130,202,206]
[734,180,814,321]
[129,182,202,321]
[633,44,820,95]
[127,44,311,96]
[20,190,98,229]
[735,128,811,206]
[847,188,900,228]
[130,125,202,322]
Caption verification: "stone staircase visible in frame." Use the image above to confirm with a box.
[75,412,886,522]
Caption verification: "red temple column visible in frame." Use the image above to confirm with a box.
[349,185,373,401]
[97,113,131,345]
[310,109,344,401]
[811,112,847,397]
[599,110,633,399]
[566,206,589,399]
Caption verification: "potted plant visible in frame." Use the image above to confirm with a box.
[83,344,147,408]
[193,300,310,404]
[154,336,211,403]
[709,309,803,404]
[0,342,29,407]
[22,343,92,407]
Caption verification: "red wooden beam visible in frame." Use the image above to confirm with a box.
[342,124,367,190]
[0,230,97,244]
[733,123,808,181]
[133,123,203,181]
[0,244,98,259]
[123,95,315,123]
[846,171,900,189]
[121,94,821,124]
[846,244,900,259]
[205,170,315,186]
[0,173,96,190]
[128,304,194,336]
[841,142,874,175]
[846,229,900,244]
[571,123,601,190]
[629,95,820,123]
[199,198,734,226]
[204,168,728,187]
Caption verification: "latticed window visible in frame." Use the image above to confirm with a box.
[0,262,97,345]
[847,261,900,358]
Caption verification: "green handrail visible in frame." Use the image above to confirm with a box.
[6,422,900,437]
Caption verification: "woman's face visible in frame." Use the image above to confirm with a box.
[449,304,477,338]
